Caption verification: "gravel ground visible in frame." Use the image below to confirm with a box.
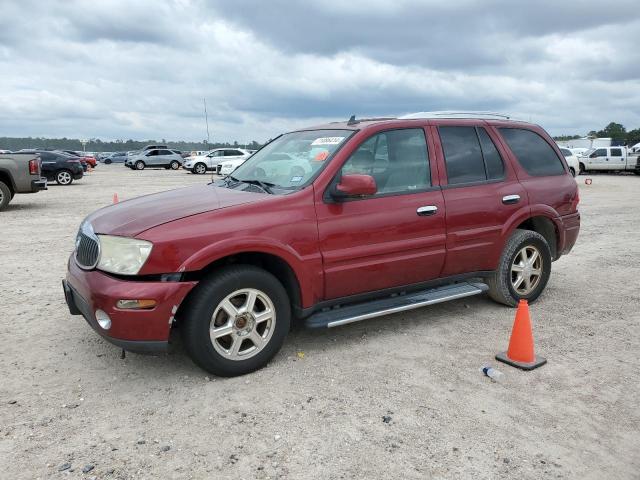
[1,166,639,479]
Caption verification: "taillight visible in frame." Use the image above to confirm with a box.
[29,159,40,175]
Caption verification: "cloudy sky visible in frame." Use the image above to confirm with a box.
[1,0,639,142]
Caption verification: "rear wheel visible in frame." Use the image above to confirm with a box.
[170,160,180,170]
[569,167,576,177]
[194,162,207,174]
[135,160,145,170]
[487,229,552,306]
[56,170,73,185]
[181,266,291,377]
[0,181,11,211]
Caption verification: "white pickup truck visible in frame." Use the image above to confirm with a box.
[578,146,640,174]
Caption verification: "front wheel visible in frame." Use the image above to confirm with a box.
[487,229,552,306]
[135,161,145,170]
[569,167,576,177]
[56,170,73,185]
[193,162,207,174]
[579,162,586,174]
[170,160,180,170]
[181,265,291,377]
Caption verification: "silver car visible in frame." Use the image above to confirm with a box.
[126,149,183,170]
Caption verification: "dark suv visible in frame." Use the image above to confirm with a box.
[63,113,580,377]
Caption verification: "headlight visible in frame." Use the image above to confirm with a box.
[97,235,153,275]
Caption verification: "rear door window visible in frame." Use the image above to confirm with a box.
[499,128,565,176]
[439,126,505,184]
[610,148,622,157]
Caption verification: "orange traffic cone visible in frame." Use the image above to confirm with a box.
[496,300,546,370]
[113,193,119,204]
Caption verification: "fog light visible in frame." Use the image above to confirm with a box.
[116,299,157,310]
[95,309,112,330]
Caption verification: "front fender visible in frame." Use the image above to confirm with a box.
[178,236,323,308]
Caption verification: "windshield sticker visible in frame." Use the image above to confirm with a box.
[290,176,303,183]
[314,150,329,161]
[311,136,345,146]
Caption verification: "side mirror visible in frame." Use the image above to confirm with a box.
[332,174,377,200]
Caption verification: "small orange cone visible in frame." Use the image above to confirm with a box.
[113,193,119,204]
[496,300,546,370]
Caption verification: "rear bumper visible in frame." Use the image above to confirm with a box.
[63,257,197,352]
[30,178,47,192]
[558,212,580,256]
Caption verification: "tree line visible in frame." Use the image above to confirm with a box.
[0,137,264,153]
[554,122,640,146]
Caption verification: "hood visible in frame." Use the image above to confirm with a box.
[87,184,267,236]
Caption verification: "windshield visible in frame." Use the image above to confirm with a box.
[582,148,595,156]
[225,129,352,192]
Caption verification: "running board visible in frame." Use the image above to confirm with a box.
[304,282,488,329]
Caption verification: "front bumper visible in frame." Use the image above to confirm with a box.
[63,257,197,353]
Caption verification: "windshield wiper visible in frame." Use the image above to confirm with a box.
[240,179,276,194]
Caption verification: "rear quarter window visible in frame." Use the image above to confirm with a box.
[499,128,565,176]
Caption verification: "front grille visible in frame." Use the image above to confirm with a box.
[76,233,100,269]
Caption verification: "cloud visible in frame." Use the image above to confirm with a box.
[0,0,639,142]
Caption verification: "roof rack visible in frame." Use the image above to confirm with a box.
[399,111,512,120]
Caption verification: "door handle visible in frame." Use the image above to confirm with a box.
[417,205,438,216]
[502,194,520,205]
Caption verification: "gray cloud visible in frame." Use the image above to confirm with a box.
[0,0,639,142]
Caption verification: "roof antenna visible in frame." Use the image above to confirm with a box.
[347,114,357,125]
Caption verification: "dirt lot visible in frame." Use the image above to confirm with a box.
[1,166,639,479]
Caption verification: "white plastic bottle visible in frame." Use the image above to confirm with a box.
[480,365,504,382]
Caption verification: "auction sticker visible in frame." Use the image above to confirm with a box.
[311,136,345,146]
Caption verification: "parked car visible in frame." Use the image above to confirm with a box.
[183,148,251,174]
[218,152,252,175]
[59,150,97,168]
[559,147,580,176]
[125,149,183,170]
[0,152,47,210]
[103,152,127,164]
[63,113,580,377]
[578,146,640,174]
[21,150,84,185]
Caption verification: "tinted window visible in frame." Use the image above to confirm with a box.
[593,148,607,157]
[341,128,430,195]
[157,150,172,156]
[477,128,504,180]
[499,128,564,176]
[610,148,622,156]
[225,150,242,156]
[439,126,486,184]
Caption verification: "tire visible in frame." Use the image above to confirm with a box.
[56,169,73,185]
[579,162,586,174]
[104,159,112,164]
[135,160,145,170]
[181,265,291,377]
[569,167,576,177]
[487,229,552,307]
[193,162,207,174]
[170,160,180,170]
[0,181,11,211]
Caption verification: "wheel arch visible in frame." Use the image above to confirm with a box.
[0,169,16,193]
[176,249,308,323]
[514,215,559,260]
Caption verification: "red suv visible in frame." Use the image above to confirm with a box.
[63,113,580,376]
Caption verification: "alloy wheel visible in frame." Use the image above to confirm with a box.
[510,245,543,295]
[57,171,72,185]
[209,288,276,361]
